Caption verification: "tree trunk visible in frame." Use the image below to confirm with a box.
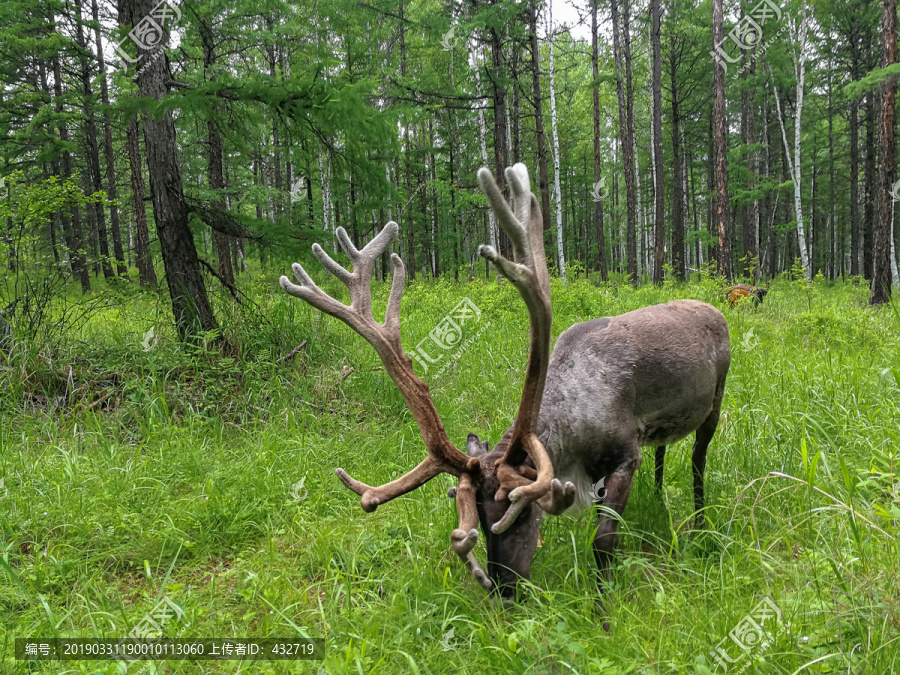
[50,43,89,291]
[741,38,759,276]
[201,33,235,288]
[864,94,876,280]
[473,40,499,261]
[707,114,717,267]
[208,121,235,286]
[92,0,127,276]
[126,0,217,337]
[712,0,732,279]
[611,0,638,283]
[828,66,838,277]
[670,43,685,281]
[770,29,811,279]
[428,120,439,277]
[126,114,157,287]
[74,0,113,280]
[871,0,897,303]
[529,0,552,232]
[650,0,664,283]
[591,0,608,280]
[545,5,566,281]
[488,3,511,257]
[399,2,415,278]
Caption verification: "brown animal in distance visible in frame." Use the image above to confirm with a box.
[280,164,731,631]
[726,284,768,307]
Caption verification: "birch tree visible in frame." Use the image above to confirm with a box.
[768,1,811,278]
[611,0,638,283]
[472,40,499,256]
[546,5,566,281]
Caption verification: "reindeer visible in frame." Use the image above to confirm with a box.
[280,164,731,631]
[726,283,768,307]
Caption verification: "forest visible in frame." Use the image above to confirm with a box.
[1,0,899,672]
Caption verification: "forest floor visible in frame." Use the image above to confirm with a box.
[1,273,898,674]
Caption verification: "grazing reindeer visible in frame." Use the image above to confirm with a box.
[280,164,730,631]
[726,283,768,307]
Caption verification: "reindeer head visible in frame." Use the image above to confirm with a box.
[446,432,540,599]
[280,164,573,597]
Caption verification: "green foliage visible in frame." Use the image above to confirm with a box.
[2,278,899,672]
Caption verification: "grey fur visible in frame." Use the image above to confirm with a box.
[470,299,731,629]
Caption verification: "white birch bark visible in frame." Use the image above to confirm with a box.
[545,7,566,281]
[319,151,334,252]
[768,4,811,278]
[384,163,393,222]
[471,40,498,254]
[891,197,899,288]
[633,132,643,280]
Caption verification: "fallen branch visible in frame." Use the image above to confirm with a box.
[297,398,351,417]
[276,340,308,364]
[89,392,113,411]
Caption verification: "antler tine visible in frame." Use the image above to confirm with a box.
[476,163,556,535]
[280,222,478,515]
[450,473,492,590]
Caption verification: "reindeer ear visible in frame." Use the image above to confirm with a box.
[467,433,489,458]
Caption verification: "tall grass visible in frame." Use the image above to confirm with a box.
[1,275,898,673]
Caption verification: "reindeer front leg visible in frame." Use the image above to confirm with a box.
[593,442,642,633]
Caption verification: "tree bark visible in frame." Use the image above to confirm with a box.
[50,33,89,292]
[864,94,876,280]
[472,41,499,255]
[591,0,608,280]
[611,0,638,283]
[400,2,415,278]
[850,112,861,277]
[74,0,113,280]
[208,121,235,286]
[201,30,235,288]
[670,45,685,280]
[126,114,157,287]
[650,0,665,283]
[126,0,217,337]
[488,1,510,257]
[871,0,897,303]
[92,0,127,276]
[545,5,566,280]
[712,0,732,279]
[529,0,552,232]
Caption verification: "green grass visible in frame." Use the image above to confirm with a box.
[1,274,899,673]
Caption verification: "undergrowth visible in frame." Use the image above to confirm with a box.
[1,273,898,673]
